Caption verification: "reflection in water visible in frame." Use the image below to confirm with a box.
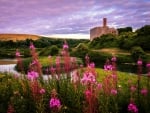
[0,64,19,75]
[0,63,50,80]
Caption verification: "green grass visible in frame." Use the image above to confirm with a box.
[0,67,150,113]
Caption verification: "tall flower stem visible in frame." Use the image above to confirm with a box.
[137,58,142,112]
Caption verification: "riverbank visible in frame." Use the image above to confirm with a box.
[0,59,17,65]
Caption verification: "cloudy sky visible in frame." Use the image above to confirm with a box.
[0,0,149,39]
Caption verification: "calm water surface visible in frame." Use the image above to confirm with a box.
[0,59,19,74]
[0,59,50,80]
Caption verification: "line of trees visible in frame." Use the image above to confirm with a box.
[89,25,150,51]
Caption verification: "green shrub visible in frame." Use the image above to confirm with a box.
[130,46,146,61]
[39,45,59,56]
[88,51,112,67]
[89,34,119,49]
[71,43,90,60]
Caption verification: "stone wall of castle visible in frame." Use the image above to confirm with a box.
[90,18,118,40]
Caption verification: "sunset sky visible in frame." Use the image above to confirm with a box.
[0,0,149,39]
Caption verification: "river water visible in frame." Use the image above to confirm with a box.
[0,59,51,80]
[0,59,19,75]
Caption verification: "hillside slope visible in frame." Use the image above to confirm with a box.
[0,34,40,41]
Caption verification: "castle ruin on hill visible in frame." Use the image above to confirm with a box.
[90,18,118,40]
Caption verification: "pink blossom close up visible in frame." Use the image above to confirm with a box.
[128,103,138,113]
[27,71,39,80]
[29,43,35,50]
[140,88,148,96]
[111,89,117,95]
[49,98,61,108]
[15,51,20,57]
[137,60,142,66]
[111,56,117,62]
[81,72,96,85]
[39,88,45,94]
[130,86,136,92]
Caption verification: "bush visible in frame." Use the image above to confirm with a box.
[71,43,90,60]
[49,45,59,56]
[130,46,146,61]
[39,45,59,56]
[88,51,112,67]
[89,34,118,49]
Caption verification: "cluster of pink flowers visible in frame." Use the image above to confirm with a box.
[39,88,45,94]
[27,71,39,81]
[63,41,69,50]
[49,97,61,108]
[111,56,117,62]
[88,62,95,68]
[104,64,113,71]
[31,59,39,65]
[15,49,21,57]
[137,58,143,66]
[130,86,137,92]
[111,89,117,95]
[97,83,102,90]
[140,88,148,96]
[104,56,117,71]
[29,42,35,50]
[84,89,92,100]
[146,62,150,68]
[128,103,138,113]
[81,72,96,85]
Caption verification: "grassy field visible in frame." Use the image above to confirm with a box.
[97,48,130,55]
[0,66,149,113]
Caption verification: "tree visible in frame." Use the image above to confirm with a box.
[130,46,146,62]
[135,25,150,50]
[117,27,132,34]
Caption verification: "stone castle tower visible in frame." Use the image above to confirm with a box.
[90,18,118,40]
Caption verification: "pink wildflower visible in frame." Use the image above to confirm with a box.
[80,64,83,68]
[111,89,117,95]
[48,55,51,59]
[15,50,20,57]
[27,71,39,80]
[85,89,92,99]
[81,72,96,85]
[130,86,136,92]
[63,41,69,50]
[140,88,148,96]
[49,97,61,108]
[39,88,45,94]
[50,66,56,74]
[89,62,95,68]
[146,62,150,68]
[29,42,35,50]
[104,64,113,71]
[31,59,38,65]
[137,59,142,66]
[111,56,117,62]
[97,83,102,90]
[128,103,138,113]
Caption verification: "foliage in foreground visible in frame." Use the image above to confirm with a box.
[0,64,150,113]
[1,41,150,113]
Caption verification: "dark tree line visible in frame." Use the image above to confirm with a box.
[89,25,150,51]
[0,37,88,49]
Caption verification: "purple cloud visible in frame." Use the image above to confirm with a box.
[0,0,149,38]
